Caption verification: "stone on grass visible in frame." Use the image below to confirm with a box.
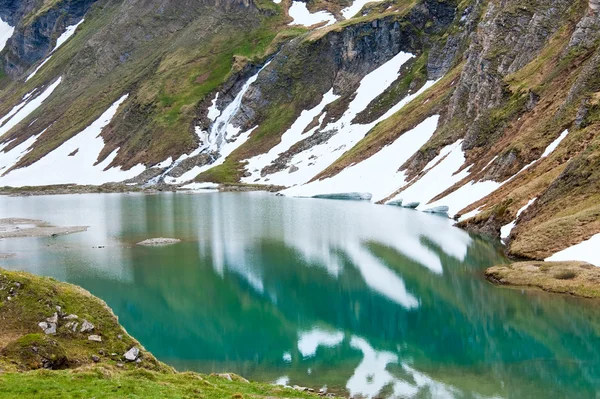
[80,320,94,333]
[88,335,102,342]
[124,347,140,361]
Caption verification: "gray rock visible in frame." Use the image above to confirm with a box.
[65,321,79,332]
[38,321,57,335]
[46,313,59,324]
[80,320,94,333]
[64,314,79,320]
[92,355,100,363]
[124,347,140,361]
[88,335,102,342]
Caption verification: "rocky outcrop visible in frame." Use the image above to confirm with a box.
[1,0,99,77]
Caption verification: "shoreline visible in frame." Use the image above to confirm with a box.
[0,268,336,398]
[3,182,595,300]
[485,261,600,299]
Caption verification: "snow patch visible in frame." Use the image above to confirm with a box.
[341,0,383,19]
[53,19,84,52]
[288,2,336,27]
[283,115,440,202]
[0,77,62,136]
[207,93,220,121]
[248,53,421,187]
[542,129,569,158]
[243,89,340,182]
[500,198,537,240]
[546,233,600,266]
[0,17,14,52]
[0,94,145,186]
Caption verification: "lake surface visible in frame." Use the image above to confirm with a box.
[1,192,600,398]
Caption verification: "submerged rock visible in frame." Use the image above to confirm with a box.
[136,238,182,246]
[424,206,450,216]
[312,192,373,201]
[402,202,420,209]
[386,199,403,206]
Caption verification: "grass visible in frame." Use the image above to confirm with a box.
[486,261,600,299]
[0,368,323,398]
[0,268,336,398]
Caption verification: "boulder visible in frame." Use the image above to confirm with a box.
[88,335,102,342]
[80,320,94,333]
[124,347,140,361]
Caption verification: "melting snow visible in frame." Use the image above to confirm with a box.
[246,52,422,187]
[0,77,62,136]
[53,19,84,52]
[500,198,537,240]
[0,17,14,52]
[207,93,220,121]
[546,233,600,267]
[283,115,440,202]
[0,95,145,186]
[542,129,569,158]
[243,89,340,182]
[297,328,344,358]
[0,134,41,173]
[341,0,383,19]
[288,2,336,27]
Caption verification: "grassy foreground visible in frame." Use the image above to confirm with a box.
[486,261,600,299]
[0,269,332,398]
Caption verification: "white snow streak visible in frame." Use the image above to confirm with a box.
[0,17,14,52]
[0,94,145,186]
[243,89,340,183]
[546,234,600,267]
[0,77,62,136]
[26,19,84,82]
[53,19,84,52]
[288,2,336,27]
[500,198,537,240]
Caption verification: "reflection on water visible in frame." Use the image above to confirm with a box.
[1,192,600,398]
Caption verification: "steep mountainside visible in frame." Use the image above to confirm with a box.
[1,0,599,265]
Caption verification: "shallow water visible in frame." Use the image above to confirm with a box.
[1,192,599,398]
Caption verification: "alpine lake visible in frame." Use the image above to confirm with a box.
[1,192,599,398]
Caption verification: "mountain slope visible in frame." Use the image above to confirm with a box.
[1,0,599,265]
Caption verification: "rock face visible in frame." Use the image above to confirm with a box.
[0,0,100,77]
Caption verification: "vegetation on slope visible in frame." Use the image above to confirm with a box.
[0,268,334,398]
